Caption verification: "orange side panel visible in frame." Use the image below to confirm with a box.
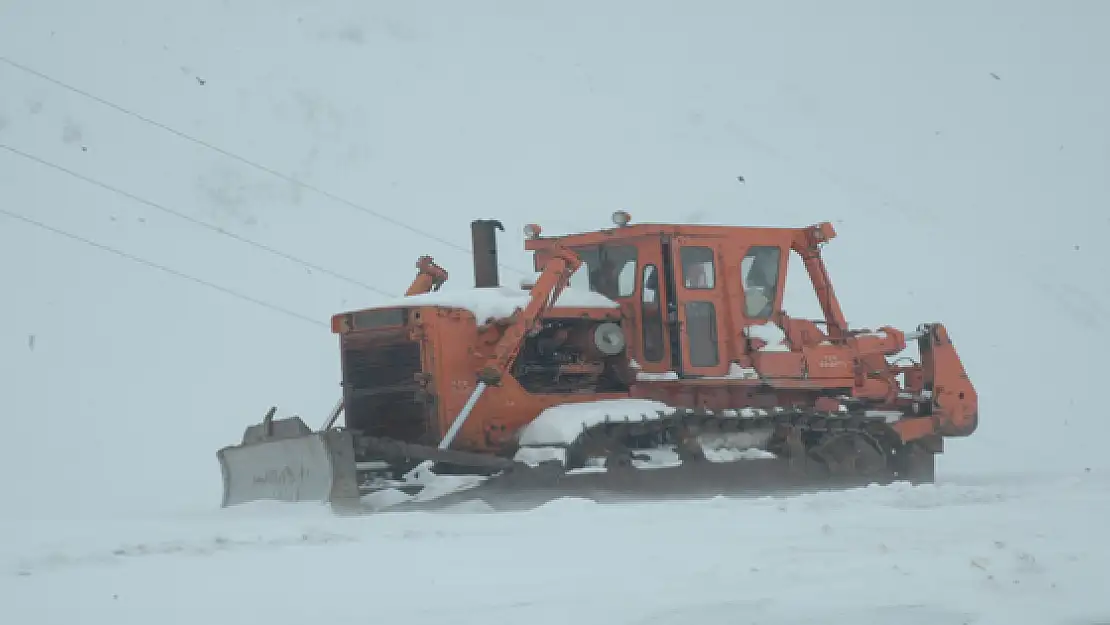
[751,352,805,378]
[801,345,854,380]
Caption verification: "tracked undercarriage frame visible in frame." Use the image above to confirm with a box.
[217,402,938,514]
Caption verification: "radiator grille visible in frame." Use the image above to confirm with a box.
[344,341,421,389]
[342,335,436,445]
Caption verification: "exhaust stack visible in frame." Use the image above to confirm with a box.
[471,219,504,288]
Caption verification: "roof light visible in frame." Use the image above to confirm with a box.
[523,223,542,239]
[612,210,631,227]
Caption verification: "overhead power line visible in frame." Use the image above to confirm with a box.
[0,55,528,276]
[0,143,397,299]
[0,207,328,329]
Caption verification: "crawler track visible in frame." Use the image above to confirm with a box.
[355,405,937,514]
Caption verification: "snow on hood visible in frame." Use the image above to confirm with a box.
[368,285,618,324]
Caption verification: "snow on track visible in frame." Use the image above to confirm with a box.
[517,398,676,446]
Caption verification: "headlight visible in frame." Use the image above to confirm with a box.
[593,322,626,355]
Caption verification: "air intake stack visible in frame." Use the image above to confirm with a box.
[470,219,504,288]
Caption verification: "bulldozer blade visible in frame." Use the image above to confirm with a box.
[217,415,361,509]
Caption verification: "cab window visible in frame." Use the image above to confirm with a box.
[568,245,638,299]
[680,246,715,289]
[641,264,665,362]
[741,246,780,318]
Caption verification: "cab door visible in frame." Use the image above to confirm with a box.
[632,236,674,376]
[666,236,729,377]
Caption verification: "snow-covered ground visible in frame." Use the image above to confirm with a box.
[2,0,1109,622]
[5,472,1109,624]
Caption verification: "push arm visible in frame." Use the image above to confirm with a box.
[479,245,581,383]
[794,223,848,338]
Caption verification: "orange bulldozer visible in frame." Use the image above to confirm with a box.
[217,212,978,512]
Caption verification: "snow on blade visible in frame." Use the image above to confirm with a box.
[516,399,676,446]
[366,285,617,324]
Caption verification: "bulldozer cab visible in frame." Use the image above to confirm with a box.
[526,217,835,379]
[651,234,788,378]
